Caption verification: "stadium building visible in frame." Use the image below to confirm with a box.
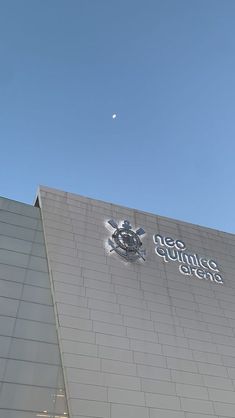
[1,185,235,418]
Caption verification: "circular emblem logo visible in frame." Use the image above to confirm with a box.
[107,219,146,261]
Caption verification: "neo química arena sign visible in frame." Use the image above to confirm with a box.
[153,234,223,284]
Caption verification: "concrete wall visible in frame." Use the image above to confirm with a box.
[38,186,235,418]
[0,196,68,418]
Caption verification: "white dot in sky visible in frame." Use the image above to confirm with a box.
[112,114,117,119]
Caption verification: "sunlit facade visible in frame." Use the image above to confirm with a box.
[1,186,235,418]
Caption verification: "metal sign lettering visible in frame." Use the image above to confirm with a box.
[153,233,223,284]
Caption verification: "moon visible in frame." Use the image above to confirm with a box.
[112,114,117,119]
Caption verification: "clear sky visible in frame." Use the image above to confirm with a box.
[1,0,235,233]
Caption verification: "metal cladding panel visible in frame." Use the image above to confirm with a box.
[0,196,69,418]
[38,186,235,418]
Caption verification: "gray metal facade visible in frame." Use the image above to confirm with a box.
[37,186,235,418]
[0,196,68,418]
[1,186,235,418]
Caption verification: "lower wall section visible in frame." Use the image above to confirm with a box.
[0,197,69,418]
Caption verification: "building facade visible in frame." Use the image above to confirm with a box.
[1,186,235,417]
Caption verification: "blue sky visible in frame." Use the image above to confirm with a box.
[1,0,235,232]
